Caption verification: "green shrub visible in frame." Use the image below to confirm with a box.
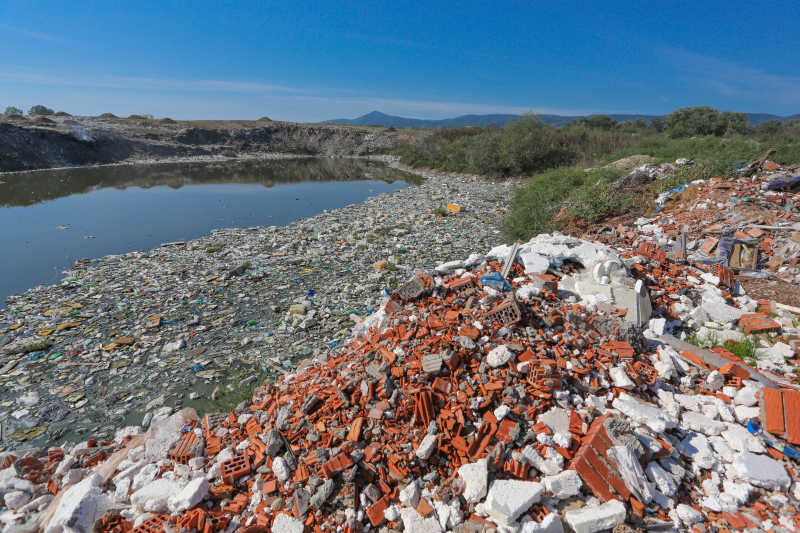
[3,106,23,117]
[664,107,750,137]
[502,167,627,240]
[28,105,54,115]
[666,107,728,137]
[393,115,637,177]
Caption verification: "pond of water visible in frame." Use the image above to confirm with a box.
[0,157,415,308]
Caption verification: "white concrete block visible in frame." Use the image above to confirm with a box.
[542,470,582,499]
[732,452,791,491]
[645,461,677,497]
[131,478,182,511]
[612,392,677,433]
[114,477,131,502]
[564,499,626,533]
[168,476,208,513]
[676,503,704,526]
[682,411,726,436]
[485,480,544,524]
[399,479,421,508]
[400,507,443,533]
[734,386,759,407]
[721,424,766,453]
[487,345,514,368]
[272,513,305,533]
[609,366,635,390]
[272,456,291,482]
[458,459,488,503]
[706,370,725,391]
[416,434,438,460]
[677,432,717,470]
[44,473,105,533]
[734,405,760,424]
[521,512,564,533]
[3,490,31,510]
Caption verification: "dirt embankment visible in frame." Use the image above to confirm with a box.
[0,116,400,172]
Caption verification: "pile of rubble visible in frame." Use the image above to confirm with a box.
[1,163,800,533]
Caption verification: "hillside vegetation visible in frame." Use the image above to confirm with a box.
[392,106,800,240]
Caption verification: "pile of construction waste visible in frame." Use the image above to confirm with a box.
[1,161,800,533]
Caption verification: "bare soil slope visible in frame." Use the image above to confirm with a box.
[0,116,400,172]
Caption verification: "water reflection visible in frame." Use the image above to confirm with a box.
[0,157,419,207]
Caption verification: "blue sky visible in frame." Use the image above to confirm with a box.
[2,1,799,121]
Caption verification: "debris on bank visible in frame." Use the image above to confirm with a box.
[1,160,800,533]
[0,162,513,448]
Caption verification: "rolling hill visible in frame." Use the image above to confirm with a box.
[325,110,800,129]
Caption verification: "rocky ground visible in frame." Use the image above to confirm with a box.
[1,157,799,533]
[0,115,405,173]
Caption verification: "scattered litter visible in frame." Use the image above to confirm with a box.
[1,158,799,532]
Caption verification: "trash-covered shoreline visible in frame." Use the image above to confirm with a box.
[0,158,514,448]
[2,156,800,533]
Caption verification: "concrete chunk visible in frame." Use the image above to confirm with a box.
[541,469,582,499]
[400,507,443,533]
[485,479,544,524]
[44,474,105,533]
[131,478,182,512]
[733,386,760,407]
[609,366,635,390]
[272,513,305,533]
[487,345,514,368]
[682,411,726,436]
[732,451,791,491]
[564,499,626,533]
[416,434,438,460]
[168,476,208,513]
[612,392,677,433]
[645,461,677,497]
[3,490,31,510]
[457,459,488,503]
[677,432,716,471]
[721,424,766,453]
[521,513,564,533]
[607,445,653,504]
[675,503,704,526]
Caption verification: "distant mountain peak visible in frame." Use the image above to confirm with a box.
[361,111,391,118]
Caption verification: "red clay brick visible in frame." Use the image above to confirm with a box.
[763,387,786,436]
[783,389,800,444]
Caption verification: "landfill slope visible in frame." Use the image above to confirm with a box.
[0,117,399,172]
[1,161,800,533]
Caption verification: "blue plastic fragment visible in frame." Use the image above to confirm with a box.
[747,421,800,460]
[765,175,800,192]
[480,272,511,292]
